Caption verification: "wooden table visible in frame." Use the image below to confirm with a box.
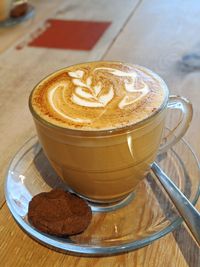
[0,0,199,266]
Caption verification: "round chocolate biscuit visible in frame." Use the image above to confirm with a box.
[28,189,92,236]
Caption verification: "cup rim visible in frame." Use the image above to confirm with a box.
[29,61,169,137]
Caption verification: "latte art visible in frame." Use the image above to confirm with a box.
[69,72,114,108]
[48,83,91,123]
[30,62,167,130]
[95,68,150,109]
[67,67,150,110]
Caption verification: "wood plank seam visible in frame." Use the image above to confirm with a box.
[102,0,143,59]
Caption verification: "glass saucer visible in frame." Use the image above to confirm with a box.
[4,133,200,255]
[0,5,35,27]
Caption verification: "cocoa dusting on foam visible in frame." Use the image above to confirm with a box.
[31,62,167,130]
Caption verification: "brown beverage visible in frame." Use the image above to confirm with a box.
[0,0,13,21]
[29,61,169,202]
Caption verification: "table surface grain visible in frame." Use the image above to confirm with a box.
[0,0,199,266]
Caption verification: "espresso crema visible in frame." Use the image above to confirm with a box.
[30,62,167,130]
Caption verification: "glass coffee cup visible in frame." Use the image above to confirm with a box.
[29,61,192,203]
[0,0,13,21]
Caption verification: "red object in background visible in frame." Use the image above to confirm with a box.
[28,19,111,51]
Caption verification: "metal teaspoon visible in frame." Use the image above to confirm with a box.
[151,162,200,246]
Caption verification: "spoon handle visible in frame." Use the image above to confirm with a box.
[152,162,200,246]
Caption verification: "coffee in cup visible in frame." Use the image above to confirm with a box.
[0,0,13,21]
[29,61,192,203]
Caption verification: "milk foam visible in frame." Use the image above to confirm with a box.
[30,62,167,130]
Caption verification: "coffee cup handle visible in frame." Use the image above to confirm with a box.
[158,95,193,154]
